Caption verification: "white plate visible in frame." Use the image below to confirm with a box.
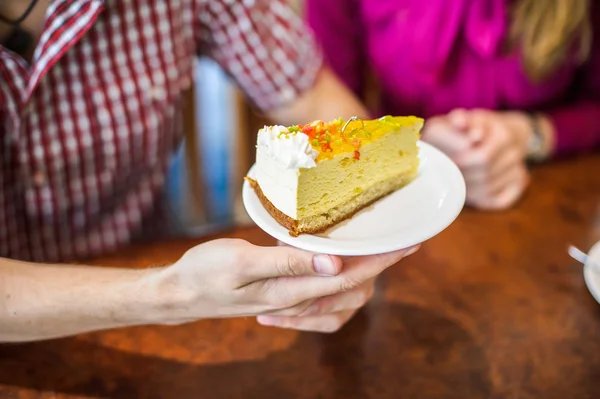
[242,141,466,256]
[583,241,600,304]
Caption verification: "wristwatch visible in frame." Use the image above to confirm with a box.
[526,113,548,162]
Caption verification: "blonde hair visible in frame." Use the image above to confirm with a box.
[509,0,592,82]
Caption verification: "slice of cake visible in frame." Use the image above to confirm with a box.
[245,115,423,236]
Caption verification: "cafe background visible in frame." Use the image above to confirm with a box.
[163,54,252,236]
[166,1,306,236]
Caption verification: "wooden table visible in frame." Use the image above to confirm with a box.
[2,155,600,399]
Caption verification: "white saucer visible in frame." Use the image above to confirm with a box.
[583,241,600,304]
[242,141,466,256]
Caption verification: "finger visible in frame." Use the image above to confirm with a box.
[257,309,357,333]
[461,149,521,184]
[422,120,472,154]
[244,246,343,281]
[466,127,485,144]
[264,279,376,317]
[484,162,527,198]
[278,240,353,262]
[275,245,419,305]
[467,167,518,207]
[300,279,375,316]
[454,130,507,171]
[447,108,469,130]
[447,109,485,144]
[260,297,316,317]
[467,165,528,210]
[486,167,530,210]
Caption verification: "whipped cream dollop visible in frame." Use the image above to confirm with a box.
[257,125,318,169]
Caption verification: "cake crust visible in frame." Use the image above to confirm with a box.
[246,175,413,237]
[245,177,301,236]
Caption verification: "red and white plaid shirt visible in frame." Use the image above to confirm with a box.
[0,0,323,262]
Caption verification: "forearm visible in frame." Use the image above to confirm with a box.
[266,66,370,126]
[0,258,167,342]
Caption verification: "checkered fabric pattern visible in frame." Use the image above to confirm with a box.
[0,0,323,262]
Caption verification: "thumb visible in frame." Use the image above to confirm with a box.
[247,246,343,280]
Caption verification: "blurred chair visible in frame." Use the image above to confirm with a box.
[175,58,266,233]
[181,82,208,226]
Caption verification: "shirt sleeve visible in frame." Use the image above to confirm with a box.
[305,0,365,96]
[545,7,600,157]
[194,0,324,112]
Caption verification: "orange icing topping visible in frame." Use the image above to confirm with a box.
[282,115,420,162]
